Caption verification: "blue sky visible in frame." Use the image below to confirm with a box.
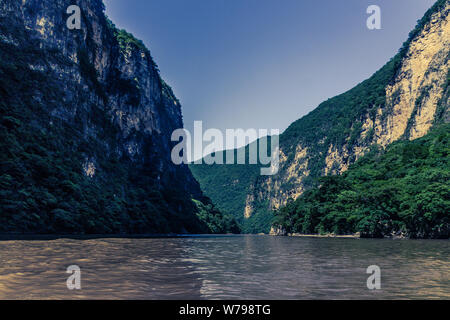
[104,0,436,138]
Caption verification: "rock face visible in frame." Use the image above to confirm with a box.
[0,0,216,233]
[256,1,449,214]
[377,5,449,145]
[191,0,449,233]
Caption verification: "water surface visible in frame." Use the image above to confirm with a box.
[0,235,448,299]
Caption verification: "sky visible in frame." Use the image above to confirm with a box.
[104,0,436,141]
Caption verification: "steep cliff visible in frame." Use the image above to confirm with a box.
[191,0,449,234]
[0,0,238,234]
[273,123,449,238]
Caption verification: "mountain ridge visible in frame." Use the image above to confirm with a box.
[0,0,238,234]
[190,0,450,234]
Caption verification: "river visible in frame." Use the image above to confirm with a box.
[0,235,448,299]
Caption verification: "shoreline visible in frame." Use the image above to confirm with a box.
[0,233,446,241]
[277,233,449,240]
[286,233,361,239]
[0,233,241,241]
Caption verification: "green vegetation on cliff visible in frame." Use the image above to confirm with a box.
[190,139,273,233]
[191,30,408,233]
[0,10,238,234]
[190,0,449,235]
[273,124,450,239]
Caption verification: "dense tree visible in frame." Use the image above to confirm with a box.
[273,125,450,239]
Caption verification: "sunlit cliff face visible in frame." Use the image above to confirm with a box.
[244,2,449,218]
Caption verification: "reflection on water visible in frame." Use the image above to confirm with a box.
[0,235,448,299]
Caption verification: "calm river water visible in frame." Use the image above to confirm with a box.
[0,235,448,299]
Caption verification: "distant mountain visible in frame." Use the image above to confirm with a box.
[191,0,449,235]
[0,0,238,234]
